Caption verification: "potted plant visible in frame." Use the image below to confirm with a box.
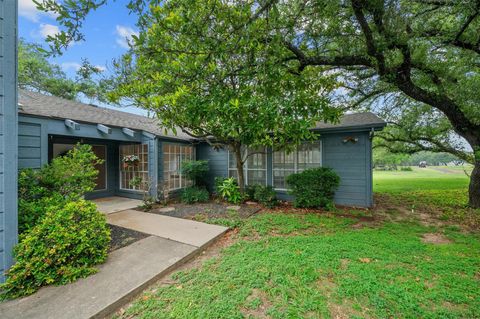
[123,154,140,169]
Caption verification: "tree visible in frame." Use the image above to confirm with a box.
[19,39,104,101]
[106,14,336,191]
[36,0,480,208]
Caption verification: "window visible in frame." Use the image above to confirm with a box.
[273,141,321,190]
[163,143,195,191]
[120,144,149,191]
[228,147,267,185]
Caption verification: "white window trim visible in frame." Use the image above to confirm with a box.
[272,140,322,191]
[227,147,268,186]
[119,144,149,192]
[163,143,195,191]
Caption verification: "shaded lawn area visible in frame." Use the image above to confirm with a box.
[117,213,480,319]
[374,166,479,228]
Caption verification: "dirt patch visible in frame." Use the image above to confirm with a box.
[241,288,273,319]
[147,202,260,220]
[373,194,446,227]
[108,224,149,252]
[421,233,452,245]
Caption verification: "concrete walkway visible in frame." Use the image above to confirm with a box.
[93,196,143,214]
[0,207,228,319]
[107,210,228,247]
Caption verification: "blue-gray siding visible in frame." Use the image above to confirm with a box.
[17,115,155,201]
[0,0,18,282]
[197,143,229,191]
[197,131,374,207]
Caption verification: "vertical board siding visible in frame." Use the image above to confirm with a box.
[0,0,17,282]
[196,143,228,191]
[197,131,374,207]
[322,132,371,207]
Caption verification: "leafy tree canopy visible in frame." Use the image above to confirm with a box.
[34,0,480,206]
[19,38,104,101]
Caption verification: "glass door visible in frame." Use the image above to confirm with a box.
[119,144,149,191]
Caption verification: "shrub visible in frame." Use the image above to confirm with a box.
[245,184,257,201]
[181,186,210,204]
[41,144,103,199]
[181,160,209,186]
[18,144,102,233]
[400,166,413,171]
[245,184,278,208]
[216,177,243,204]
[286,167,340,208]
[253,185,278,208]
[0,200,110,299]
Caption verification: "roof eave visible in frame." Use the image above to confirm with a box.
[311,123,387,133]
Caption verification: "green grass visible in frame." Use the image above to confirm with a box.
[118,213,480,319]
[116,167,480,319]
[374,166,479,227]
[373,166,470,194]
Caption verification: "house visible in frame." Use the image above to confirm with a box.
[1,1,18,283]
[18,89,386,208]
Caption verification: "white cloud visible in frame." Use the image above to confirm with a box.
[19,0,57,22]
[61,62,82,71]
[95,65,107,72]
[115,25,138,49]
[38,23,60,39]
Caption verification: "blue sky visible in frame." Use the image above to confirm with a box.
[18,0,147,115]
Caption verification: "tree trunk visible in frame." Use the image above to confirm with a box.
[469,160,480,208]
[233,144,246,193]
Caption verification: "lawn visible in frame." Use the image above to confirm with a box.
[373,166,479,228]
[115,166,480,319]
[117,214,480,319]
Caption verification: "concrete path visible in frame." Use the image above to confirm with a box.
[0,208,228,319]
[93,196,143,214]
[107,210,228,247]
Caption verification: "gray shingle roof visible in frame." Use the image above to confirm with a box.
[18,89,192,140]
[314,112,386,130]
[18,90,385,140]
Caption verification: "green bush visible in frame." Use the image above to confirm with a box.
[1,200,110,299]
[400,166,413,171]
[181,186,210,204]
[245,184,278,208]
[253,185,278,208]
[18,144,103,233]
[215,177,243,204]
[286,167,340,208]
[181,160,209,186]
[245,184,257,201]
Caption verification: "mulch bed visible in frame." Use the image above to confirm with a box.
[148,202,261,220]
[108,224,150,252]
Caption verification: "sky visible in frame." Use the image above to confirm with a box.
[18,0,147,115]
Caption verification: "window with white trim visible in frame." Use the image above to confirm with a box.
[228,147,267,185]
[273,141,322,190]
[163,143,195,191]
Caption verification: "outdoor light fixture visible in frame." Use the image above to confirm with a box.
[343,136,358,144]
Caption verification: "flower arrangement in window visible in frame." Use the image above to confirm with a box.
[123,154,140,168]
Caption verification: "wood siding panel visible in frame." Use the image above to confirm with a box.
[196,143,228,191]
[18,122,42,169]
[322,132,372,207]
[0,0,17,283]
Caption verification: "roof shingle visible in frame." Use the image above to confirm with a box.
[18,90,385,140]
[18,89,192,140]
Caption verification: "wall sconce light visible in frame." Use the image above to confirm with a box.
[343,136,358,144]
